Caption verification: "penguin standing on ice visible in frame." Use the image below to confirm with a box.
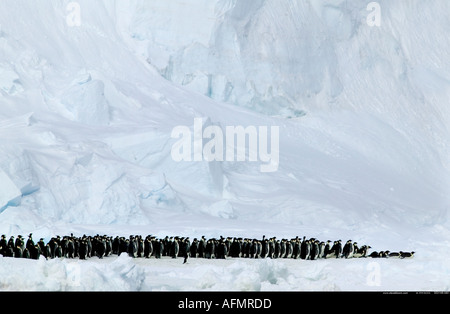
[310,240,319,260]
[190,238,199,258]
[0,235,7,256]
[318,242,325,259]
[198,236,206,258]
[144,236,153,258]
[79,240,88,260]
[334,240,343,258]
[181,238,190,264]
[292,238,300,259]
[342,240,353,259]
[171,237,179,258]
[128,236,137,258]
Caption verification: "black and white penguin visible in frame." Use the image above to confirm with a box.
[310,240,319,260]
[318,242,325,259]
[304,240,311,260]
[181,238,190,264]
[205,239,215,259]
[14,246,23,258]
[105,236,112,257]
[388,252,400,258]
[128,236,137,258]
[29,245,41,260]
[399,251,415,259]
[342,240,354,259]
[79,240,88,260]
[153,239,163,259]
[26,233,35,251]
[274,239,281,259]
[368,251,380,258]
[325,241,337,259]
[197,236,206,258]
[137,236,144,258]
[22,247,30,259]
[67,238,75,258]
[144,236,153,258]
[171,237,179,258]
[55,245,63,258]
[96,236,106,259]
[0,235,7,256]
[190,238,199,258]
[261,237,269,259]
[292,238,300,259]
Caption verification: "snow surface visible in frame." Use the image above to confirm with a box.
[0,0,449,291]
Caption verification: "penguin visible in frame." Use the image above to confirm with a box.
[388,251,400,258]
[285,239,293,258]
[292,238,300,259]
[22,247,30,259]
[112,236,120,255]
[229,238,240,258]
[86,236,93,258]
[198,236,206,258]
[96,237,106,259]
[342,240,354,259]
[67,238,75,258]
[55,245,63,258]
[310,240,319,260]
[242,239,250,258]
[189,238,198,258]
[172,237,180,258]
[153,239,163,259]
[399,251,415,259]
[379,251,389,258]
[60,236,69,257]
[300,236,307,259]
[43,244,51,259]
[26,233,35,251]
[274,239,281,259]
[304,240,311,260]
[318,242,325,259]
[181,238,190,264]
[217,239,227,259]
[280,239,286,258]
[29,245,41,260]
[0,235,7,256]
[368,251,380,258]
[144,236,153,258]
[127,236,137,258]
[79,240,88,260]
[325,241,336,259]
[137,236,144,258]
[261,237,269,259]
[334,240,343,258]
[8,236,15,248]
[37,238,46,253]
[14,246,23,258]
[205,239,215,259]
[105,236,112,257]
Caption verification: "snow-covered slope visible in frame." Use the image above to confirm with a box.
[0,0,449,290]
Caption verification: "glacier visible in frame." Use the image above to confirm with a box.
[0,0,449,291]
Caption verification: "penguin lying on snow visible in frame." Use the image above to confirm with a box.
[400,251,415,259]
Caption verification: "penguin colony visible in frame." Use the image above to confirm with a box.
[0,234,415,262]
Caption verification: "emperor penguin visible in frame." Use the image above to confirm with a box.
[342,240,354,258]
[399,251,415,259]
